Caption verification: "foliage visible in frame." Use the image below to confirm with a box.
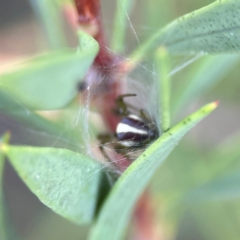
[1,0,240,240]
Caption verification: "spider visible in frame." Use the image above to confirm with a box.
[98,94,159,164]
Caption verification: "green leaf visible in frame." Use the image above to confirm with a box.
[0,47,98,110]
[0,88,82,148]
[128,0,240,70]
[89,102,218,240]
[78,31,99,51]
[0,133,11,240]
[29,0,67,49]
[111,0,136,53]
[0,152,6,240]
[4,146,103,224]
[0,99,83,151]
[5,108,65,134]
[155,47,171,132]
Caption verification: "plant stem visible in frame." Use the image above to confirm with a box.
[74,0,114,68]
[74,0,122,133]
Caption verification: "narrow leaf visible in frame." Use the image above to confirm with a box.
[0,90,82,148]
[128,0,240,70]
[0,47,98,110]
[155,47,171,132]
[111,0,136,53]
[0,133,11,240]
[89,102,218,240]
[4,146,103,224]
[0,152,6,240]
[29,0,67,49]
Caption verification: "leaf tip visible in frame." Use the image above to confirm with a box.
[202,100,219,115]
[209,100,219,110]
[156,46,168,58]
[0,132,11,152]
[3,131,11,143]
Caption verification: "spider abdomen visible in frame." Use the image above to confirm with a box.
[116,114,157,147]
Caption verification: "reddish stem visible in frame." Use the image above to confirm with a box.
[73,4,160,238]
[134,191,163,240]
[74,0,123,134]
[74,0,100,24]
[73,4,162,240]
[74,0,113,68]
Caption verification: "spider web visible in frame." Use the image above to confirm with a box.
[82,11,201,173]
[0,0,203,177]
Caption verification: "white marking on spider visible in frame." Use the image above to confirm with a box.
[116,123,148,135]
[117,140,136,147]
[127,114,142,121]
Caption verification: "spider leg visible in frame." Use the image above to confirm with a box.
[98,133,119,169]
[97,133,112,144]
[114,143,128,154]
[140,109,159,136]
[140,109,151,122]
[117,144,150,161]
[114,143,140,161]
[98,134,113,160]
[98,145,114,164]
[112,93,137,116]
